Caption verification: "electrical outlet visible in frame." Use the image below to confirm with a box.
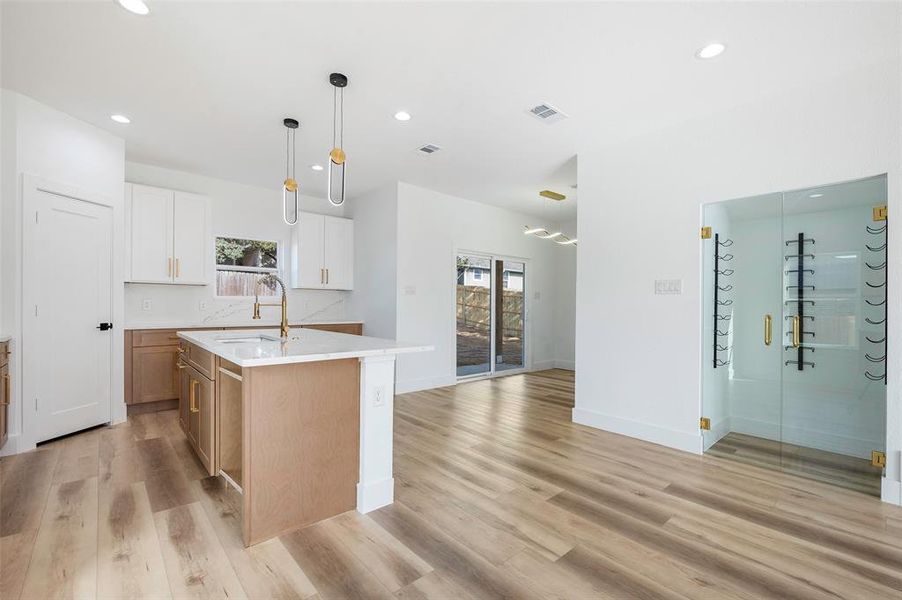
[199,300,208,311]
[142,299,152,311]
[373,385,386,407]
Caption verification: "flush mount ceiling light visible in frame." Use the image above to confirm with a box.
[311,164,324,171]
[116,0,150,15]
[327,72,348,207]
[394,111,411,122]
[696,42,726,59]
[282,117,300,225]
[110,114,131,124]
[809,193,824,198]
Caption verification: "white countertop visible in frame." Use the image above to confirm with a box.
[125,319,363,331]
[177,327,432,367]
[0,334,10,343]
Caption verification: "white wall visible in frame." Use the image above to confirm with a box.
[346,183,398,340]
[1,90,126,453]
[123,162,355,328]
[553,219,577,370]
[394,182,564,392]
[574,59,902,502]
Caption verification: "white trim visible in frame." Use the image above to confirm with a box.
[572,406,702,454]
[553,360,575,371]
[882,476,902,505]
[356,478,394,513]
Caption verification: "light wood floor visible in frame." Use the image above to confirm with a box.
[708,431,884,497]
[3,369,902,599]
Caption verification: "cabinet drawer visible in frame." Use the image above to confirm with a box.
[186,342,216,380]
[133,329,180,347]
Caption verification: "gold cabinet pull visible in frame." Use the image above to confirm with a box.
[2,374,9,406]
[175,258,180,278]
[320,268,324,284]
[168,258,173,277]
[764,314,772,346]
[326,268,329,285]
[791,315,801,348]
[190,380,199,413]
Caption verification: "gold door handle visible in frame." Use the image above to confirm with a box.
[764,314,772,346]
[791,315,801,348]
[175,258,180,278]
[190,380,199,413]
[2,374,9,406]
[326,269,329,285]
[168,258,172,278]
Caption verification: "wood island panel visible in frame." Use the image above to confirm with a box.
[242,358,360,546]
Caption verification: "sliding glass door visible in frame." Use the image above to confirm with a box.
[456,253,527,377]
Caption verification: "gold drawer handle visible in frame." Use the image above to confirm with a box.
[175,258,181,278]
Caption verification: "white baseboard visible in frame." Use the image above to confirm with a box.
[532,360,556,371]
[572,407,702,454]
[882,477,902,505]
[0,433,25,457]
[357,477,394,513]
[553,360,575,371]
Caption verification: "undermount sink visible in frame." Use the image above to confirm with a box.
[216,335,282,344]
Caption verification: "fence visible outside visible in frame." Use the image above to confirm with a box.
[456,284,524,367]
[216,270,278,297]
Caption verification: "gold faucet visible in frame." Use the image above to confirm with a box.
[253,274,290,339]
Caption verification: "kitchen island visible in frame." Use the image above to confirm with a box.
[176,327,431,546]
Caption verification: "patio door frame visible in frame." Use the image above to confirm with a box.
[455,249,530,381]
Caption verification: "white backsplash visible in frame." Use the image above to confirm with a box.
[124,283,353,327]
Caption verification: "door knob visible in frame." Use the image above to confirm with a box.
[96,322,113,331]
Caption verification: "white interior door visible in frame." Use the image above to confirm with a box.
[172,191,208,284]
[27,187,113,442]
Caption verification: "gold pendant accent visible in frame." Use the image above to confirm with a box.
[539,190,566,201]
[283,178,298,192]
[330,148,346,165]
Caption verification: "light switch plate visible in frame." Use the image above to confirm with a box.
[373,385,387,407]
[655,279,682,295]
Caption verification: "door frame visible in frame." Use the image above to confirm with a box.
[20,174,118,450]
[454,249,531,381]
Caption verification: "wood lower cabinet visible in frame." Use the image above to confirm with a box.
[126,323,362,411]
[178,356,190,433]
[0,342,9,450]
[183,362,216,476]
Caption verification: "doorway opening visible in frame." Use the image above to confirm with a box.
[701,175,887,497]
[456,253,527,378]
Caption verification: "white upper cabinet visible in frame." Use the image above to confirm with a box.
[290,211,353,290]
[127,183,210,285]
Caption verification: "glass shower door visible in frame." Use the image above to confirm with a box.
[779,178,886,495]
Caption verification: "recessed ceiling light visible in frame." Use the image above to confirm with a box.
[809,193,823,198]
[696,42,726,59]
[110,114,131,124]
[116,0,150,16]
[311,164,324,171]
[394,111,412,122]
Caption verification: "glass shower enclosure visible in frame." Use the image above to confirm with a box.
[701,175,887,496]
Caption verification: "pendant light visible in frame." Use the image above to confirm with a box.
[522,190,576,246]
[282,117,300,225]
[327,72,348,206]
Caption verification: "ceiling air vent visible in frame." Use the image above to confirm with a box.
[415,143,442,155]
[528,103,567,124]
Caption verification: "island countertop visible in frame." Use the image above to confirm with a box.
[177,327,432,367]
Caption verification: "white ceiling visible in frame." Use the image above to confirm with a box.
[2,1,899,220]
